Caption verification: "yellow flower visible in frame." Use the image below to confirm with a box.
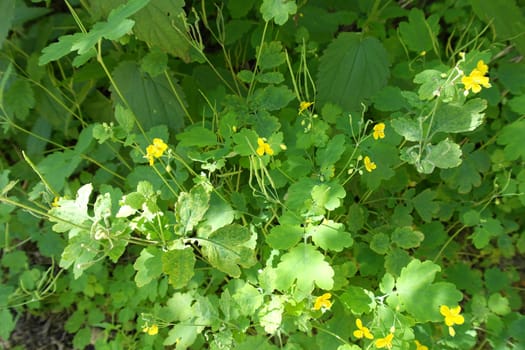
[256,137,274,156]
[52,197,61,207]
[142,324,159,335]
[299,101,314,114]
[353,318,374,339]
[313,293,332,310]
[440,305,464,337]
[364,156,377,172]
[145,138,168,166]
[373,123,386,140]
[415,340,429,350]
[375,333,394,349]
[461,60,491,94]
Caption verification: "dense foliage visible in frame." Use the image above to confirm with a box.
[1,0,524,349]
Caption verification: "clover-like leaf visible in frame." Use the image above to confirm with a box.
[308,220,353,252]
[260,0,297,25]
[497,119,525,161]
[133,247,162,287]
[274,243,334,300]
[398,8,440,53]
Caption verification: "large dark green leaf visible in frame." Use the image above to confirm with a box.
[90,0,191,62]
[0,0,15,49]
[111,61,186,132]
[317,33,389,112]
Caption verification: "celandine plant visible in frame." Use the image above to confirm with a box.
[0,1,524,350]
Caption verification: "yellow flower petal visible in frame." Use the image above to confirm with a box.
[373,122,386,140]
[256,138,274,156]
[375,333,394,349]
[313,293,332,310]
[299,101,314,114]
[415,340,429,350]
[476,60,489,75]
[354,319,374,339]
[364,156,377,172]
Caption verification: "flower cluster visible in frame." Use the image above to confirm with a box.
[142,324,158,335]
[145,138,168,166]
[353,319,395,349]
[461,60,491,95]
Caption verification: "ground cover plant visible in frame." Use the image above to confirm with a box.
[0,0,524,349]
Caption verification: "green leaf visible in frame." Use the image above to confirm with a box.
[340,286,376,315]
[274,243,334,299]
[39,0,150,65]
[111,61,186,132]
[311,183,346,211]
[258,295,284,334]
[232,282,264,316]
[488,293,511,315]
[175,181,212,235]
[421,139,463,173]
[471,218,503,249]
[398,8,440,53]
[432,98,486,135]
[411,189,439,222]
[162,248,195,289]
[60,234,100,278]
[227,0,258,18]
[385,248,411,276]
[370,233,390,255]
[441,146,491,193]
[133,247,162,287]
[131,0,191,62]
[0,308,15,340]
[267,224,303,250]
[317,33,389,112]
[177,126,217,147]
[445,262,483,295]
[114,104,135,133]
[391,116,422,142]
[497,119,525,161]
[0,0,15,49]
[391,227,424,249]
[496,62,525,94]
[391,259,462,322]
[141,47,168,77]
[232,128,259,156]
[308,220,353,252]
[413,69,445,100]
[316,134,346,169]
[250,85,295,111]
[258,41,286,70]
[470,0,525,56]
[4,79,35,120]
[49,184,92,235]
[256,72,285,84]
[201,224,256,277]
[260,0,297,25]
